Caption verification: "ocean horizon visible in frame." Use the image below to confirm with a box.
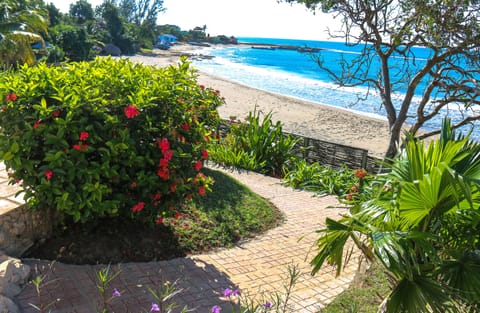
[190,37,479,140]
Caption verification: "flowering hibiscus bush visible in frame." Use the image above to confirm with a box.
[0,57,222,223]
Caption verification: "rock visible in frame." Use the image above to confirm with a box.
[0,295,19,313]
[0,259,30,297]
[103,43,122,56]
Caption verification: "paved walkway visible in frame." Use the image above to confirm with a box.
[13,166,360,313]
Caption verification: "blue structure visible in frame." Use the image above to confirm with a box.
[156,34,177,49]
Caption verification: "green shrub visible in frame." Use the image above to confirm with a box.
[0,57,223,224]
[283,160,371,200]
[210,110,299,177]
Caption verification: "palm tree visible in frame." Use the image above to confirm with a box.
[0,0,47,69]
[311,119,480,313]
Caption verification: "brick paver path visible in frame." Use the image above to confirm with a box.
[14,166,360,313]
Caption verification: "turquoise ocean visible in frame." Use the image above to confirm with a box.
[190,37,479,140]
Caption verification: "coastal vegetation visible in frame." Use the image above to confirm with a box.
[284,0,480,159]
[0,0,236,67]
[311,120,480,313]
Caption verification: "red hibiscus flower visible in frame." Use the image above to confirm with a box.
[45,170,53,180]
[33,120,42,129]
[153,192,162,201]
[194,160,202,172]
[157,168,169,180]
[157,138,170,151]
[73,143,89,151]
[181,124,191,131]
[124,105,140,118]
[163,149,173,161]
[159,158,169,167]
[198,186,206,196]
[79,131,89,141]
[131,202,145,212]
[52,109,61,118]
[201,150,209,160]
[4,93,17,102]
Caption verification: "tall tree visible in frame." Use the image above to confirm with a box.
[0,0,48,68]
[114,0,165,25]
[283,0,480,159]
[69,0,94,24]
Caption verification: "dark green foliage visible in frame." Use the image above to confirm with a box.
[50,24,95,61]
[0,58,222,224]
[209,111,299,177]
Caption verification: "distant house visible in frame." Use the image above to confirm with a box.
[158,34,177,45]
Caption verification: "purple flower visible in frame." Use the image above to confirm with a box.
[150,303,160,312]
[112,288,121,297]
[211,305,221,313]
[223,288,233,297]
[233,289,241,296]
[264,301,272,308]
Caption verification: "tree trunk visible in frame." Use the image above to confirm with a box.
[385,122,403,161]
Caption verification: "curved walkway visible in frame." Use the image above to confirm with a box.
[15,166,360,313]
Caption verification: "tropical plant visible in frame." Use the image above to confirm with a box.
[0,0,48,68]
[283,0,480,159]
[283,160,371,198]
[310,119,480,313]
[209,110,299,177]
[0,57,222,224]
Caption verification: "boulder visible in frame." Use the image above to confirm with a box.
[103,44,122,56]
[0,259,30,298]
[0,295,19,313]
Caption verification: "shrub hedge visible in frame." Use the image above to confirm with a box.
[0,57,223,224]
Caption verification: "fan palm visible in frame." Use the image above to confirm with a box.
[311,118,480,313]
[0,0,47,68]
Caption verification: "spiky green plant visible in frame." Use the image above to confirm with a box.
[311,118,480,313]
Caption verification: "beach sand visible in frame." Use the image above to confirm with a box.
[127,44,391,158]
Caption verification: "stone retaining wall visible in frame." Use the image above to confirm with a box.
[0,205,53,258]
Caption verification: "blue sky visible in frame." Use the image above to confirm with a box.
[47,0,340,40]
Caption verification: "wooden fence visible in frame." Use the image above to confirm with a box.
[218,121,384,172]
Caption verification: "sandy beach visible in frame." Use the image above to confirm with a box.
[127,44,391,158]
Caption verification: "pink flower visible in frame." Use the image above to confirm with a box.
[45,170,53,180]
[4,93,17,102]
[79,131,89,141]
[131,202,145,212]
[198,186,206,196]
[124,105,140,118]
[194,160,202,172]
[201,150,209,160]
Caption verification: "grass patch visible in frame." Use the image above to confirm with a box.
[172,167,283,253]
[319,262,391,313]
[23,168,282,264]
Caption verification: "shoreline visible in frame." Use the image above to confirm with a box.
[127,45,391,158]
